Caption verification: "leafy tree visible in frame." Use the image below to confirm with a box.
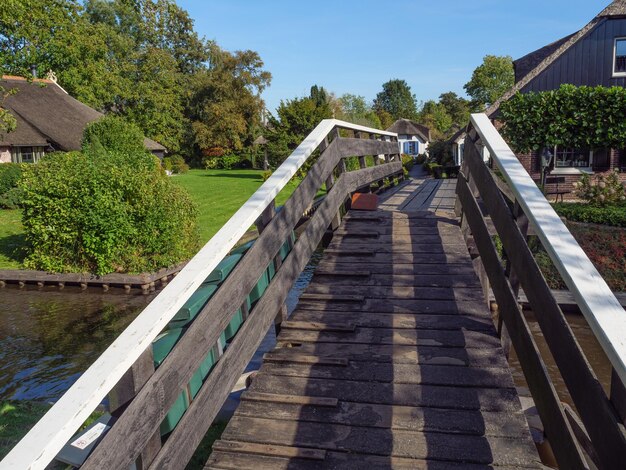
[373,79,418,121]
[266,87,333,167]
[464,55,514,108]
[0,86,16,137]
[337,94,381,128]
[419,100,452,139]
[438,92,471,128]
[187,45,271,159]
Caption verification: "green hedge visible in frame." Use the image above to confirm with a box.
[401,154,414,171]
[19,150,199,275]
[0,163,23,209]
[553,202,626,228]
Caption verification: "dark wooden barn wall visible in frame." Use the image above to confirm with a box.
[522,18,626,92]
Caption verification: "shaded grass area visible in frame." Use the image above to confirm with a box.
[0,401,51,460]
[185,421,228,469]
[0,169,320,269]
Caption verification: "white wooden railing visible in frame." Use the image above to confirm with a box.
[457,113,626,468]
[471,113,626,385]
[0,119,398,470]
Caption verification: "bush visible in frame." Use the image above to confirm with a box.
[204,154,240,170]
[164,155,189,174]
[572,169,625,206]
[553,202,626,227]
[0,163,22,195]
[416,153,427,165]
[0,187,23,209]
[82,115,146,155]
[261,170,272,181]
[19,150,199,275]
[401,154,414,171]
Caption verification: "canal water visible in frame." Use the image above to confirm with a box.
[0,250,323,404]
[508,309,613,409]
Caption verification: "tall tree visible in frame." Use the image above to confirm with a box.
[464,55,514,109]
[187,45,271,157]
[265,86,333,167]
[337,94,381,129]
[438,92,471,128]
[0,86,16,137]
[419,100,452,140]
[373,79,418,122]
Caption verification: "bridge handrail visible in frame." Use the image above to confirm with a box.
[470,112,626,386]
[0,119,397,470]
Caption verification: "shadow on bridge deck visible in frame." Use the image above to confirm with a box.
[205,179,541,469]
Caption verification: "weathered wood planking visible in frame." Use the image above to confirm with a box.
[208,209,540,469]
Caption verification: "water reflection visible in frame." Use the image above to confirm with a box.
[0,286,156,401]
[508,309,612,409]
[0,249,323,403]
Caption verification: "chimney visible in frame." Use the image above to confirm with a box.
[30,65,37,79]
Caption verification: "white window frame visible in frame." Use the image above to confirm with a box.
[551,146,594,175]
[613,37,626,78]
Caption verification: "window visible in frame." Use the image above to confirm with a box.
[554,147,591,168]
[10,146,44,163]
[614,38,626,76]
[592,148,610,171]
[403,141,418,155]
[20,147,34,163]
[620,148,626,171]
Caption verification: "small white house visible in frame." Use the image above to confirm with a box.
[450,129,490,166]
[387,119,430,157]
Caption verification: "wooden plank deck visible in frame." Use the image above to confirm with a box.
[206,178,541,469]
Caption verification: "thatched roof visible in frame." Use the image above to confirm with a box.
[386,119,431,142]
[487,0,626,117]
[253,135,267,145]
[0,76,166,152]
[449,127,466,144]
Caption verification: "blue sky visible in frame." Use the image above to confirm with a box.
[178,0,608,113]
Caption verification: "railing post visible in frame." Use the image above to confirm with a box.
[107,348,161,469]
[255,200,288,334]
[355,132,367,171]
[611,368,626,425]
[499,200,530,357]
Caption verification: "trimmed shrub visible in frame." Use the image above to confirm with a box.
[0,163,22,195]
[0,187,23,209]
[164,155,189,174]
[204,154,240,170]
[553,202,626,228]
[19,150,199,275]
[82,115,146,155]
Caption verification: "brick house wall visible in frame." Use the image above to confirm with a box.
[515,148,626,198]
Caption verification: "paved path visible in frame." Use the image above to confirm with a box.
[206,178,540,469]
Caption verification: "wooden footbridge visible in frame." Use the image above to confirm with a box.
[4,116,626,469]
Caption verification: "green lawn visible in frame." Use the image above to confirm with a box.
[171,169,313,244]
[0,209,26,269]
[0,169,317,269]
